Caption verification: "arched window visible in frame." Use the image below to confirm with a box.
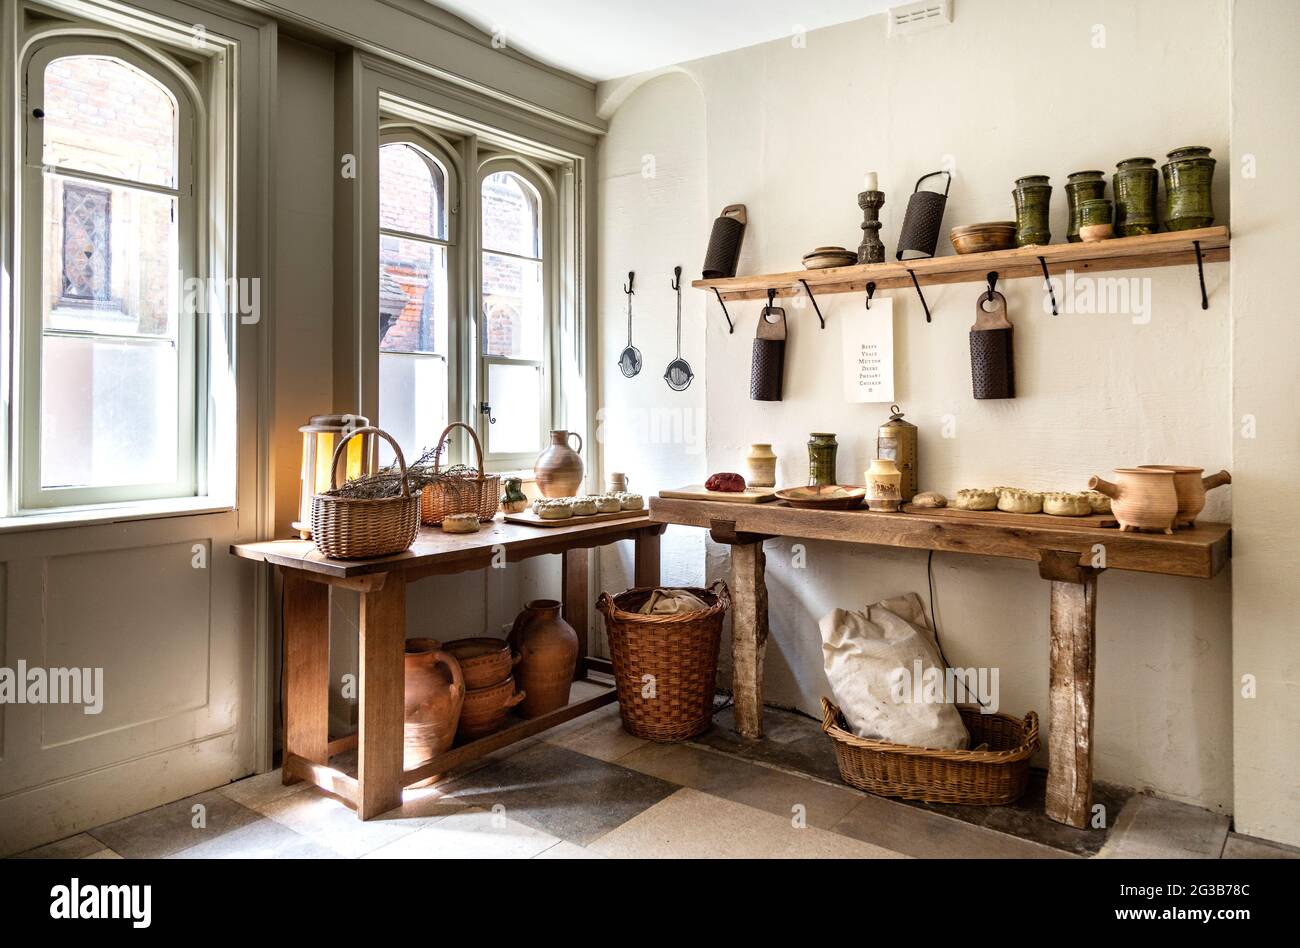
[377,133,456,463]
[21,39,198,507]
[479,163,549,462]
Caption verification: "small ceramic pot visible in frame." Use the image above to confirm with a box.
[442,637,521,690]
[501,477,528,514]
[1087,468,1179,533]
[404,638,465,781]
[508,599,578,718]
[1065,171,1106,242]
[607,472,629,493]
[534,430,584,497]
[1114,157,1159,237]
[1013,175,1052,247]
[1162,146,1216,231]
[1136,465,1231,527]
[457,676,526,742]
[807,433,838,487]
[744,443,777,488]
[864,458,903,512]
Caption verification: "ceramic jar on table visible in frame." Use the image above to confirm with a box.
[865,458,903,512]
[534,430,584,497]
[1136,465,1231,527]
[744,443,777,488]
[1087,468,1179,533]
[807,433,838,487]
[508,599,578,718]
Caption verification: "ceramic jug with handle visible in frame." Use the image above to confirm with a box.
[403,638,465,781]
[508,599,578,718]
[1137,466,1231,527]
[1087,468,1179,534]
[535,430,584,497]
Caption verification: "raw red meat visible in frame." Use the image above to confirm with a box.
[705,472,747,492]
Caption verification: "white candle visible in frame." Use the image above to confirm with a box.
[864,171,878,192]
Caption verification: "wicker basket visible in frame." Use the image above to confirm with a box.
[597,582,728,742]
[311,427,420,559]
[820,698,1038,806]
[420,422,501,525]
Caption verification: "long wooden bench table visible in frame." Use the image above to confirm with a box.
[232,515,664,819]
[650,496,1231,828]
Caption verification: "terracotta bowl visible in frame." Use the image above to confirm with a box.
[950,222,1017,254]
[442,637,519,690]
[775,485,867,510]
[457,676,525,742]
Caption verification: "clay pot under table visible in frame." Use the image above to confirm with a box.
[508,599,579,718]
[404,638,465,782]
[1087,468,1179,534]
[442,637,521,690]
[1137,465,1231,527]
[457,676,526,742]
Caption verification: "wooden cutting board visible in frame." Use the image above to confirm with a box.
[659,485,779,504]
[902,504,1118,530]
[503,507,647,528]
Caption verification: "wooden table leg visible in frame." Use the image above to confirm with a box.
[727,541,769,740]
[281,568,329,785]
[563,546,589,679]
[1038,549,1103,828]
[633,524,663,588]
[357,571,406,820]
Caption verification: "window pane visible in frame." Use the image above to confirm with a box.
[43,56,177,188]
[380,143,446,240]
[482,251,543,360]
[481,171,539,258]
[42,175,178,337]
[379,353,448,466]
[380,238,448,355]
[487,362,541,456]
[41,335,178,488]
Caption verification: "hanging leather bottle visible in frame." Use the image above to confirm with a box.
[970,273,1015,399]
[750,289,786,401]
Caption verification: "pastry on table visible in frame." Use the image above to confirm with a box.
[1042,491,1092,516]
[618,492,645,511]
[594,494,623,513]
[536,500,574,520]
[997,488,1043,513]
[442,512,481,533]
[569,497,598,516]
[954,488,998,511]
[911,491,947,508]
[1084,490,1112,514]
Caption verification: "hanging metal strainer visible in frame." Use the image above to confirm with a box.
[618,271,642,378]
[664,266,693,391]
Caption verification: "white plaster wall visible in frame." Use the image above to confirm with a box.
[598,0,1235,810]
[1229,0,1300,847]
[595,71,709,647]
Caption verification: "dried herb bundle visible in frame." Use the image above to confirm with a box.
[323,440,481,500]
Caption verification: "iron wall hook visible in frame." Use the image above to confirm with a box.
[1039,256,1059,315]
[798,279,825,329]
[984,271,999,303]
[670,265,681,291]
[865,281,877,310]
[908,269,932,323]
[1193,240,1209,310]
[624,271,635,295]
[713,287,734,334]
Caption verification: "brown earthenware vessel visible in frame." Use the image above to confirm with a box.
[457,676,525,741]
[534,430,584,497]
[1137,466,1231,527]
[404,638,465,781]
[1088,468,1179,533]
[442,637,521,690]
[508,599,579,718]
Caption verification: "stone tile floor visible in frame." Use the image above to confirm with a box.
[12,702,1299,860]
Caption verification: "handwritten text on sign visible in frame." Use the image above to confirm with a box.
[842,296,894,402]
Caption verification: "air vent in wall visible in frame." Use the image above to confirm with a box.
[888,0,953,36]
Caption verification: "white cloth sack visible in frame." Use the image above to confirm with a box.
[820,593,969,749]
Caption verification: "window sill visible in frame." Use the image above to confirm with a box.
[0,496,235,535]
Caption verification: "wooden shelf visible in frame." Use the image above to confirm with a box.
[692,226,1229,302]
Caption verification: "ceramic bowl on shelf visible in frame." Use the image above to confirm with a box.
[802,246,859,269]
[949,221,1018,254]
[774,485,867,510]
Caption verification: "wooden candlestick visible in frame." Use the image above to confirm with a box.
[857,189,885,264]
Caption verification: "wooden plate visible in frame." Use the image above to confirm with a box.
[775,485,867,509]
[950,222,1017,255]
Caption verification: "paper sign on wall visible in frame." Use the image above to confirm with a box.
[842,296,894,402]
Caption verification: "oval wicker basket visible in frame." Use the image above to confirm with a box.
[420,422,501,525]
[311,427,420,559]
[820,698,1038,806]
[597,582,728,742]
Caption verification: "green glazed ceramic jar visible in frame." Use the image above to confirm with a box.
[1079,197,1114,227]
[1113,157,1159,237]
[1162,146,1215,231]
[1013,175,1052,246]
[807,433,838,487]
[1065,171,1106,242]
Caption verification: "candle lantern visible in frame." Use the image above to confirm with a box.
[293,413,375,539]
[876,405,918,502]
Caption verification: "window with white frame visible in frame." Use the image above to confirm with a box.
[20,38,199,509]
